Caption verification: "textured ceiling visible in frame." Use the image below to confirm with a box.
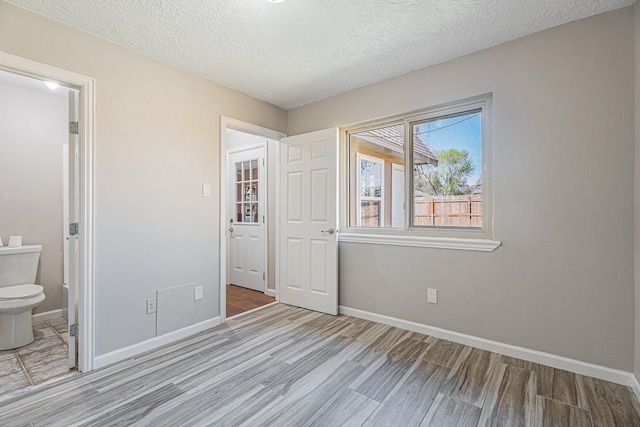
[5,0,634,109]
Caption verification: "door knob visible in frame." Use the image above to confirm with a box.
[321,227,335,235]
[229,227,234,232]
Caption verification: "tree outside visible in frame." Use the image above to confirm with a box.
[415,148,476,196]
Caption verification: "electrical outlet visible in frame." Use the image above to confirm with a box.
[146,298,156,314]
[194,285,203,301]
[427,288,438,304]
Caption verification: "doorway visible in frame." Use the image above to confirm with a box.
[228,145,266,292]
[0,51,95,374]
[224,130,276,317]
[220,119,285,320]
[0,69,76,391]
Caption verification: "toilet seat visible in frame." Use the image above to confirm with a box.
[0,284,43,300]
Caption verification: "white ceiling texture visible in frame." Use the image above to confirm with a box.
[5,0,634,109]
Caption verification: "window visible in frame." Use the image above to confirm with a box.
[235,159,259,223]
[410,108,482,229]
[346,95,494,244]
[357,154,384,227]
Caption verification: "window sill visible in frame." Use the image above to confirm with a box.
[338,233,501,252]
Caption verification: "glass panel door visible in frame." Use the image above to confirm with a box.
[235,159,259,223]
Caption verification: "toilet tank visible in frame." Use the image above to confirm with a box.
[0,245,42,288]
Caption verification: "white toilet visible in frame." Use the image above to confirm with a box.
[0,245,46,350]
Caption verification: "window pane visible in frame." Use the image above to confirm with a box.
[360,201,381,227]
[412,109,482,229]
[235,158,260,223]
[349,123,404,228]
[360,159,382,197]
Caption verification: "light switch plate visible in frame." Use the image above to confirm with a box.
[194,285,203,301]
[202,184,211,197]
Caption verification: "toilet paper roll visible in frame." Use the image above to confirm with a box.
[8,235,22,247]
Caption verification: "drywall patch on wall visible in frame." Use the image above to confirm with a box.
[156,283,196,335]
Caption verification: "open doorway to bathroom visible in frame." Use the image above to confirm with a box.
[0,69,78,396]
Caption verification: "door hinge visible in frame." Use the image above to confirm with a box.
[263,272,265,281]
[69,222,79,236]
[69,121,79,135]
[70,323,79,337]
[262,215,265,223]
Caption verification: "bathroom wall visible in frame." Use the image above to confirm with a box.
[0,81,67,314]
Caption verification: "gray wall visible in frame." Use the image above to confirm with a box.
[288,8,635,371]
[0,82,67,314]
[0,1,286,356]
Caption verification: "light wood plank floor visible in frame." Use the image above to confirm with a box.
[1,303,639,426]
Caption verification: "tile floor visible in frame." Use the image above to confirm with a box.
[0,316,75,399]
[226,284,276,317]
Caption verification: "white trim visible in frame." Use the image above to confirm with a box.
[339,305,637,387]
[32,309,63,323]
[338,233,501,252]
[94,317,221,370]
[631,374,640,404]
[274,133,282,303]
[227,301,279,320]
[265,289,276,298]
[0,52,95,373]
[219,117,285,323]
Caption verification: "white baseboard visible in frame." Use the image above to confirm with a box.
[265,289,276,298]
[32,309,63,323]
[631,374,640,403]
[339,305,637,388]
[93,316,221,370]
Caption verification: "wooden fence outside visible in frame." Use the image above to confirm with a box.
[414,195,482,228]
[359,194,482,227]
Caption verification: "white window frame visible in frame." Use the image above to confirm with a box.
[356,153,385,227]
[340,94,501,252]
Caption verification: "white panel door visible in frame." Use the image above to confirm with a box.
[228,146,266,292]
[279,128,338,315]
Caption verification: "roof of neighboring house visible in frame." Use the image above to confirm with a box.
[365,124,438,165]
